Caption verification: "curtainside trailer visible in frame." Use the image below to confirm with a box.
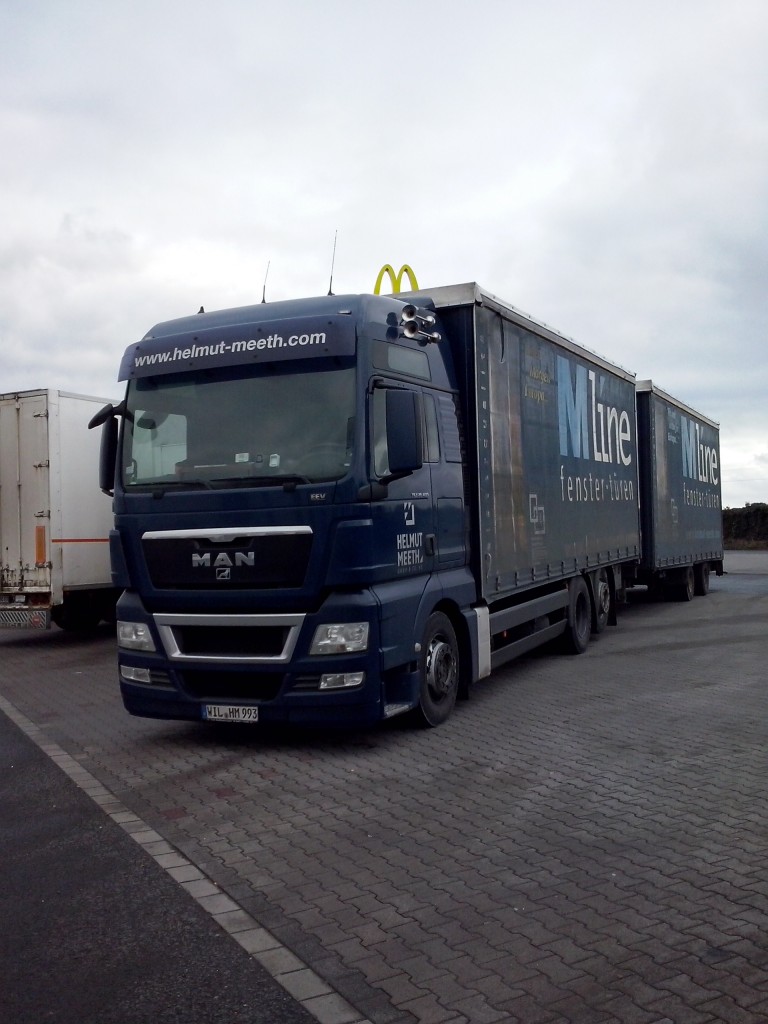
[634,380,723,600]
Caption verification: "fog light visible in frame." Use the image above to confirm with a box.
[319,672,365,690]
[120,665,152,684]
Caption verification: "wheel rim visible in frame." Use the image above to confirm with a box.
[425,636,457,703]
[596,571,611,624]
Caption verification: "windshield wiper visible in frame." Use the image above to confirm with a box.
[208,474,311,489]
[130,474,314,494]
[128,478,213,491]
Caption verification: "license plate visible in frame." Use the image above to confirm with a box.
[203,704,259,723]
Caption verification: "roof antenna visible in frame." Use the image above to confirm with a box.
[261,260,271,303]
[327,230,338,296]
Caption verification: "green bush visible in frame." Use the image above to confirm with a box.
[723,504,768,547]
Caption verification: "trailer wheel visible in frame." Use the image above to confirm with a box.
[694,563,710,596]
[591,568,612,634]
[675,566,695,602]
[414,612,459,727]
[564,577,591,654]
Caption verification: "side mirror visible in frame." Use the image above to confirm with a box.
[99,417,119,495]
[88,402,116,429]
[89,403,122,496]
[385,390,423,476]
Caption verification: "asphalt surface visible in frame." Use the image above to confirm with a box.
[2,549,768,1024]
[0,709,318,1024]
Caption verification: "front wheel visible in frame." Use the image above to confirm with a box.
[414,612,459,727]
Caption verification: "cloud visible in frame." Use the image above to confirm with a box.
[1,0,767,506]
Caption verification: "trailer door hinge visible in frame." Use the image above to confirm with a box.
[33,460,50,469]
[34,510,50,518]
[33,410,50,418]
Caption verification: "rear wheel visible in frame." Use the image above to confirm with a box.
[414,612,459,727]
[694,562,711,596]
[674,566,695,602]
[563,577,591,654]
[591,568,612,634]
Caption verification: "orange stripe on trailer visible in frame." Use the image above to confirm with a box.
[35,526,47,565]
[50,538,109,544]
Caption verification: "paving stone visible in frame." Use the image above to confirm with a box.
[441,993,510,1022]
[588,994,662,1023]
[696,995,767,1024]
[3,568,768,1024]
[497,993,561,1022]
[653,971,723,1006]
[376,973,428,1004]
[641,993,723,1023]
[396,994,466,1024]
[548,994,620,1023]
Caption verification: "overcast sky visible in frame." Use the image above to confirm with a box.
[2,0,766,506]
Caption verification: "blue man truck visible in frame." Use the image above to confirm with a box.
[90,282,720,728]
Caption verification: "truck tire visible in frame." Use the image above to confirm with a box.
[674,566,695,602]
[564,577,591,654]
[694,562,710,596]
[414,612,459,727]
[591,568,612,634]
[667,565,696,602]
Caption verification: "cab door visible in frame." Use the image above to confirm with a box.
[370,384,435,579]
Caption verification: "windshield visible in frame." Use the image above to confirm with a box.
[122,361,356,488]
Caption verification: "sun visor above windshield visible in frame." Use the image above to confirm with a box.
[119,314,356,380]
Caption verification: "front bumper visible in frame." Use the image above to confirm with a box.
[115,590,394,727]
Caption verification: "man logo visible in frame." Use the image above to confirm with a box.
[192,552,255,568]
[374,264,419,295]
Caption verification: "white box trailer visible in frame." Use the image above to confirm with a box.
[0,389,118,630]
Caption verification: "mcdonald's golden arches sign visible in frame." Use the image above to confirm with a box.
[373,264,419,295]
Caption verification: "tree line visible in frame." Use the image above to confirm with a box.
[723,504,768,547]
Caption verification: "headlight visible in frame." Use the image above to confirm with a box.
[310,622,369,655]
[117,620,156,651]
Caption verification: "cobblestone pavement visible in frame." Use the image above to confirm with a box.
[1,553,767,1024]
